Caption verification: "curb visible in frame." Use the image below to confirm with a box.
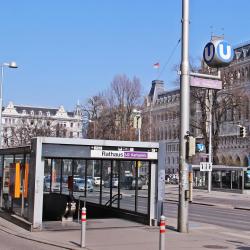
[166,199,250,211]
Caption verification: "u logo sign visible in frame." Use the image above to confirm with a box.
[217,41,233,61]
[203,42,215,63]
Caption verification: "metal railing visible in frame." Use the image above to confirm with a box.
[105,193,122,206]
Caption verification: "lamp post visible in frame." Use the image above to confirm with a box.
[0,62,18,147]
[132,109,142,141]
[88,119,96,139]
[88,119,96,178]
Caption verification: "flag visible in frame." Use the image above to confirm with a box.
[153,62,160,69]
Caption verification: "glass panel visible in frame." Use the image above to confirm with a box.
[23,154,30,219]
[51,159,62,193]
[73,160,86,199]
[137,161,149,214]
[87,160,101,204]
[119,161,136,212]
[244,170,250,190]
[212,171,221,188]
[111,161,119,208]
[193,171,207,189]
[12,154,24,216]
[0,155,3,207]
[221,171,231,188]
[2,155,14,209]
[62,159,73,195]
[44,159,52,193]
[102,160,111,206]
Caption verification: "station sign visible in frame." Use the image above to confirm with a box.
[200,162,212,172]
[90,149,157,160]
[203,39,234,68]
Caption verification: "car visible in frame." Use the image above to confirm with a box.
[120,176,143,190]
[93,177,104,186]
[44,177,61,192]
[73,178,93,192]
[104,178,119,188]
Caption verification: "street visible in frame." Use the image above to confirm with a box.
[166,201,250,231]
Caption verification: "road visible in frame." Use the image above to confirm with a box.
[83,188,250,231]
[165,201,250,231]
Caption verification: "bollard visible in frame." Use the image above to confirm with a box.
[80,207,86,248]
[159,215,166,250]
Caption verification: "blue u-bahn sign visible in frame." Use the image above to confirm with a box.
[203,39,234,68]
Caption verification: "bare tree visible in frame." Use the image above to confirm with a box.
[83,74,142,140]
[190,66,244,162]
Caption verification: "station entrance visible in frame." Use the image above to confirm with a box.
[43,158,151,224]
[0,137,164,231]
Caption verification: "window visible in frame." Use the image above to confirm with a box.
[70,122,74,128]
[39,111,43,116]
[47,111,50,117]
[30,110,34,116]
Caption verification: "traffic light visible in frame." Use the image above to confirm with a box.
[239,126,247,138]
[186,136,196,158]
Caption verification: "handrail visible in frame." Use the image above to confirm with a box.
[105,193,122,206]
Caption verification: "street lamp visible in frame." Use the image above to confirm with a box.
[132,109,142,142]
[0,62,18,147]
[88,119,96,139]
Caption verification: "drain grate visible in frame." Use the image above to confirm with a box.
[203,245,229,249]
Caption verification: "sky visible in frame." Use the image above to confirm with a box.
[1,1,249,111]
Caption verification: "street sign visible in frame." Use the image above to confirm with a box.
[200,162,212,172]
[203,39,234,68]
[190,76,222,90]
[196,143,206,152]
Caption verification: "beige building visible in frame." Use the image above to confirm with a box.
[1,102,83,148]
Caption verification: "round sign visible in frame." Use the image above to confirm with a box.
[203,39,234,68]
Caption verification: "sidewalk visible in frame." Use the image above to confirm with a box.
[0,216,250,250]
[0,187,250,249]
[165,184,250,210]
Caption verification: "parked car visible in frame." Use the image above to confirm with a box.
[93,177,104,186]
[120,176,143,190]
[44,177,60,192]
[104,178,119,188]
[73,178,93,192]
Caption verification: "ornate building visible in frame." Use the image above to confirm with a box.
[145,80,180,174]
[1,102,83,148]
[144,41,250,173]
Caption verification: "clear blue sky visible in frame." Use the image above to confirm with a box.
[1,1,249,110]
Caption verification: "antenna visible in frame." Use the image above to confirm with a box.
[210,25,213,39]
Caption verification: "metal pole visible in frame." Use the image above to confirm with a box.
[80,206,86,248]
[0,66,4,148]
[159,215,166,250]
[178,0,190,233]
[189,169,193,202]
[208,89,213,192]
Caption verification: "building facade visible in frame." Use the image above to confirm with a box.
[144,41,250,173]
[1,102,83,148]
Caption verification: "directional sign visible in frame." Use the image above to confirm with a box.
[200,162,212,172]
[190,76,222,90]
